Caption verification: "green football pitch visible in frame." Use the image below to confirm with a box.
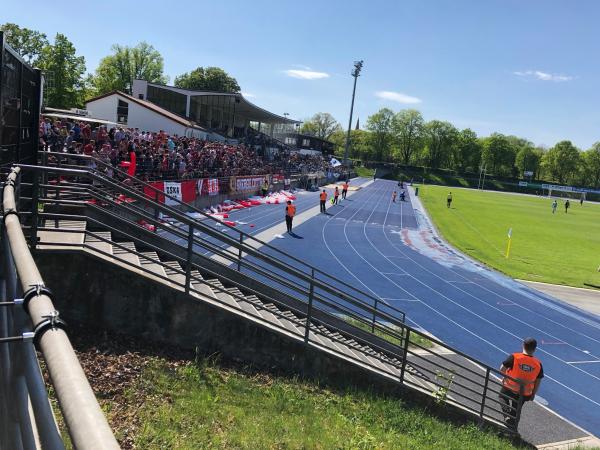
[419,185,600,289]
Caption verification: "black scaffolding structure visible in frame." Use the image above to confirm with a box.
[0,31,42,167]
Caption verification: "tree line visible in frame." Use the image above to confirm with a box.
[300,109,600,189]
[1,23,241,109]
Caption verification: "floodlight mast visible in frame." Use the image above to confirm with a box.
[343,60,363,169]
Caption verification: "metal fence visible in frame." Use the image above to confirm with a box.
[17,161,527,433]
[0,32,41,167]
[0,166,119,449]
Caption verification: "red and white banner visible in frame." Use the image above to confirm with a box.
[197,178,220,196]
[143,180,196,205]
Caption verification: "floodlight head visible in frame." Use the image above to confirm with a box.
[352,60,364,77]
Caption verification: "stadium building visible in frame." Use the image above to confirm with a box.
[86,80,299,143]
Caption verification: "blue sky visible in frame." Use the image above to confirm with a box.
[3,0,600,148]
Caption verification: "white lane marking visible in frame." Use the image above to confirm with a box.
[346,180,600,410]
[378,202,600,402]
[567,360,600,364]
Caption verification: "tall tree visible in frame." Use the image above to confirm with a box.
[38,33,86,108]
[542,140,581,184]
[423,120,458,168]
[515,145,542,179]
[455,129,482,172]
[300,113,341,140]
[392,109,424,165]
[0,23,48,64]
[481,133,516,175]
[92,42,167,94]
[174,67,240,93]
[581,143,600,188]
[366,108,394,162]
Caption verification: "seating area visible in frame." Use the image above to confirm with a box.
[39,118,344,181]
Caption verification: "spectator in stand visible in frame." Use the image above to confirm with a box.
[38,117,341,183]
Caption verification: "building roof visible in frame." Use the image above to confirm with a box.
[142,81,300,125]
[85,90,206,130]
[43,112,118,126]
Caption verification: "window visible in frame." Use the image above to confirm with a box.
[117,99,129,124]
[138,94,144,99]
[284,137,296,145]
[302,139,310,147]
[146,85,187,117]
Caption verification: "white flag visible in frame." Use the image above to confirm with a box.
[330,158,342,167]
[507,228,512,238]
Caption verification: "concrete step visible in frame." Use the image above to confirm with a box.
[84,231,113,256]
[260,303,303,336]
[139,251,167,279]
[234,296,261,317]
[112,241,140,267]
[162,260,186,286]
[38,219,86,248]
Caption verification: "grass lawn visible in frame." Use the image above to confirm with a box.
[419,185,600,288]
[131,357,523,449]
[355,166,375,178]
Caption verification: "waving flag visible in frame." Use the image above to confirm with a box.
[330,158,342,167]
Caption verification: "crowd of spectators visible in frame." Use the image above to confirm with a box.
[39,117,344,181]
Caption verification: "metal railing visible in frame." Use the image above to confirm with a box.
[0,166,119,449]
[19,162,527,433]
[40,151,404,325]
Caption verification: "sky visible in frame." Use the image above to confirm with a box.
[3,0,600,148]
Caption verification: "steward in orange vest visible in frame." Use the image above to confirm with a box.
[285,200,296,233]
[319,190,327,214]
[342,181,349,199]
[499,337,544,428]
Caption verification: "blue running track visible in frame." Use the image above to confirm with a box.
[265,179,600,437]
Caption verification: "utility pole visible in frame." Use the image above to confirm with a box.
[343,60,363,168]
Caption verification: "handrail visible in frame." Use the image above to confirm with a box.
[2,166,119,449]
[23,162,530,432]
[30,176,407,337]
[42,151,377,315]
[30,211,527,432]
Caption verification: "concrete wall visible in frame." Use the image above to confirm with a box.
[34,251,396,391]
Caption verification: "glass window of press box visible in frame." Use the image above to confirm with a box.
[146,85,186,117]
[189,95,236,134]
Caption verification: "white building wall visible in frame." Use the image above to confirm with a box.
[87,93,210,139]
[86,96,119,124]
[131,80,148,99]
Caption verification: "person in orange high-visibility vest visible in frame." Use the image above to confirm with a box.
[285,200,296,233]
[319,190,327,213]
[499,337,544,429]
[342,181,349,199]
[333,186,340,205]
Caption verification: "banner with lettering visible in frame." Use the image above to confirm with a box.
[233,176,265,192]
[143,180,196,205]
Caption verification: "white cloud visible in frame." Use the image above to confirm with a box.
[284,69,330,80]
[513,70,574,82]
[375,91,422,104]
[241,92,256,98]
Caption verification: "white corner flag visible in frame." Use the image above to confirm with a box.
[507,228,512,238]
[330,158,342,167]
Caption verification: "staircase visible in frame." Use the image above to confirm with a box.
[21,158,526,433]
[37,219,416,381]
